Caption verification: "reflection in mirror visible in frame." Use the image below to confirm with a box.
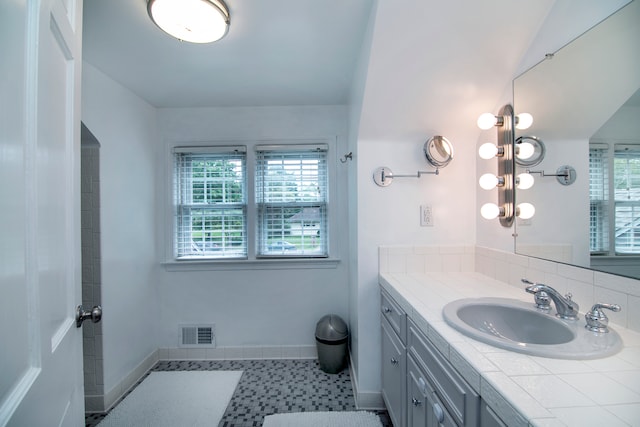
[514,1,640,279]
[515,136,545,167]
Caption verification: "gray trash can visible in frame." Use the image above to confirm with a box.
[315,314,348,374]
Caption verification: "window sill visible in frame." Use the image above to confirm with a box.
[162,257,341,272]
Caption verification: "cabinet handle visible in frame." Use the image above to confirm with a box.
[412,397,422,406]
[382,306,392,314]
[433,402,445,423]
[390,357,398,365]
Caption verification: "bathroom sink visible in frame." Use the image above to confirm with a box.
[442,298,622,359]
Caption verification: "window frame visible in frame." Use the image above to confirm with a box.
[255,144,329,259]
[163,139,340,271]
[589,139,640,257]
[173,145,248,260]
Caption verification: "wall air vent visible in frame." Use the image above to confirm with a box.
[180,325,215,347]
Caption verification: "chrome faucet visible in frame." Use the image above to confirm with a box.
[585,303,621,333]
[522,279,580,320]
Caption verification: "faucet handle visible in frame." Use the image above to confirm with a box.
[532,291,551,311]
[585,303,621,333]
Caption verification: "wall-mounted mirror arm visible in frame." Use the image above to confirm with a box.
[372,135,452,187]
[372,167,439,187]
[527,165,576,185]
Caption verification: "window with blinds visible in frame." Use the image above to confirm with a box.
[614,145,640,254]
[589,145,609,253]
[255,145,328,258]
[589,142,640,255]
[174,147,247,259]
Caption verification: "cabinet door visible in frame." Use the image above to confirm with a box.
[408,356,457,427]
[407,359,428,427]
[382,318,406,427]
[480,401,507,427]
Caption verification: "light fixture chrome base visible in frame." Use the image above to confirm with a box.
[373,167,394,187]
[496,104,515,227]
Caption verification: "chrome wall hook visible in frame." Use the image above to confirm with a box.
[340,152,353,163]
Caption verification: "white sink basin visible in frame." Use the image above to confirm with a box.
[442,298,622,359]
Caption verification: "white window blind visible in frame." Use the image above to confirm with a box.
[614,145,640,254]
[589,145,609,253]
[255,145,328,258]
[174,147,247,259]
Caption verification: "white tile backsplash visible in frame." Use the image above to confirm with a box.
[380,245,640,333]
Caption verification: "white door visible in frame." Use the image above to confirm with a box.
[0,0,85,426]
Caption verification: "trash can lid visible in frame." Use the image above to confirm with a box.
[315,314,348,341]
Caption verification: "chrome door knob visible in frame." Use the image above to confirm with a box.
[76,305,102,327]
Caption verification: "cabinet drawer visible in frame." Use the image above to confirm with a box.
[408,320,479,427]
[381,289,407,343]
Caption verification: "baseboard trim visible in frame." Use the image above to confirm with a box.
[348,351,385,410]
[86,348,159,414]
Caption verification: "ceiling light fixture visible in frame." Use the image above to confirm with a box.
[147,0,230,44]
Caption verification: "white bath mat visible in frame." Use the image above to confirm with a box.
[98,370,242,427]
[262,411,383,427]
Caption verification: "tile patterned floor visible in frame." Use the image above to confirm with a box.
[85,359,392,427]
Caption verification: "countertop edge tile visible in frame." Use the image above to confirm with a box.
[379,272,640,426]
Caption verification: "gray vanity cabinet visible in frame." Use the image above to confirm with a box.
[381,287,507,427]
[381,289,407,427]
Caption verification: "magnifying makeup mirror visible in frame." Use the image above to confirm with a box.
[424,135,454,168]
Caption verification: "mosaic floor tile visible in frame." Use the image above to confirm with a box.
[85,359,392,427]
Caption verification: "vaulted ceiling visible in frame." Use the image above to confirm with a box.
[83,0,630,141]
[82,0,373,108]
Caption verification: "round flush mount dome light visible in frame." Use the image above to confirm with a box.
[147,0,230,44]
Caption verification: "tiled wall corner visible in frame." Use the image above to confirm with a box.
[81,144,104,406]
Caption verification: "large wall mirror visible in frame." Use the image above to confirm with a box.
[513,1,640,279]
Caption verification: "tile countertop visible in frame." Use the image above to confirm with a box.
[379,272,640,427]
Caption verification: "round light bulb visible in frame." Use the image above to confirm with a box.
[479,173,499,190]
[516,142,535,160]
[481,203,501,220]
[516,113,533,130]
[516,173,535,190]
[478,143,498,160]
[517,203,535,219]
[477,113,498,130]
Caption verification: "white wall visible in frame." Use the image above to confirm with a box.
[81,62,159,395]
[351,0,555,399]
[347,0,378,390]
[154,106,351,351]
